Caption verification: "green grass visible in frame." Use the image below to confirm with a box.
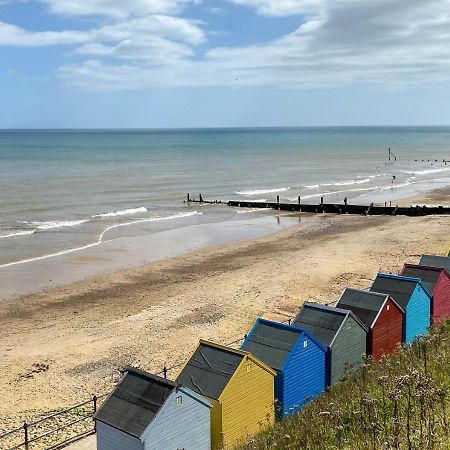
[236,321,450,450]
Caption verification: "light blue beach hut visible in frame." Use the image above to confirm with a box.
[95,367,211,450]
[370,273,431,344]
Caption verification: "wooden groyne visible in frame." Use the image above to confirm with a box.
[226,200,450,216]
[186,194,450,217]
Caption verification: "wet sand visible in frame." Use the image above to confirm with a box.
[1,190,450,431]
[0,213,299,300]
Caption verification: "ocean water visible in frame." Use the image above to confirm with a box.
[1,127,450,267]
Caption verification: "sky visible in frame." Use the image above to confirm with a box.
[1,0,450,128]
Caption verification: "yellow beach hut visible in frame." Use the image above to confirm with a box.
[176,340,275,449]
[446,246,450,257]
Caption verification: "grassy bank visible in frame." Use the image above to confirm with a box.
[236,321,450,450]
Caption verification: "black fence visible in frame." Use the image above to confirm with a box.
[0,395,107,450]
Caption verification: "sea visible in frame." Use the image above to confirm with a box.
[1,127,450,271]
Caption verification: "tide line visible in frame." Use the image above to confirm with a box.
[0,211,202,269]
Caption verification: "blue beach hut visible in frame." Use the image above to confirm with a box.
[370,273,431,344]
[241,318,326,418]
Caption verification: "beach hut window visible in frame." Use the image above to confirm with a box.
[303,340,308,348]
[176,396,182,406]
[246,363,252,373]
[387,304,390,311]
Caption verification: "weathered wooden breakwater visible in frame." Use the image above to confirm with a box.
[186,193,450,216]
[227,200,450,216]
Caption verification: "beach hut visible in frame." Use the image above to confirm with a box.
[94,367,212,450]
[401,264,450,325]
[420,255,450,272]
[370,273,431,344]
[241,318,326,418]
[176,340,275,450]
[336,288,404,359]
[293,303,367,386]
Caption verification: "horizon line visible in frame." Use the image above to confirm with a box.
[2,124,450,132]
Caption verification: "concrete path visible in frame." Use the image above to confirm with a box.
[65,434,96,449]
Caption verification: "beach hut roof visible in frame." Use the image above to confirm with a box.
[337,288,403,329]
[402,264,447,295]
[177,340,274,401]
[420,255,450,272]
[370,273,429,310]
[94,367,177,438]
[293,302,367,347]
[242,319,325,371]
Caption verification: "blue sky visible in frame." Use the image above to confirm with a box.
[1,0,450,128]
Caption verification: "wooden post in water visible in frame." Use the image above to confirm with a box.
[388,147,397,162]
[187,193,190,203]
[199,193,203,203]
[344,197,348,213]
[277,195,280,204]
[298,196,301,205]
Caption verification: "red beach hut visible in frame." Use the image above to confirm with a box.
[336,288,404,359]
[401,264,450,325]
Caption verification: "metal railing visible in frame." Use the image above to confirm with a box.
[0,394,107,450]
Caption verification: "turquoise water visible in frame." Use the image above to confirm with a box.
[1,127,450,266]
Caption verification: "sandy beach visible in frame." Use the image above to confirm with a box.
[1,191,450,433]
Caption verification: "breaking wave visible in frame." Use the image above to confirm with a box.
[0,229,36,239]
[93,207,148,218]
[236,187,290,196]
[21,220,89,230]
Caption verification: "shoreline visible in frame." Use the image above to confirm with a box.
[0,212,301,301]
[2,183,450,303]
[1,193,450,426]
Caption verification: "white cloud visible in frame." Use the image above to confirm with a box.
[226,0,322,16]
[38,0,200,18]
[0,21,88,46]
[0,12,205,75]
[93,15,205,46]
[4,0,450,93]
[206,7,227,15]
[75,37,194,65]
[57,0,450,91]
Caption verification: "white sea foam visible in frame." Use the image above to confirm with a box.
[236,187,290,196]
[333,178,371,186]
[379,181,413,191]
[305,177,375,189]
[0,211,203,269]
[23,220,89,230]
[235,208,266,214]
[0,229,36,239]
[304,183,332,189]
[292,186,379,201]
[93,207,148,218]
[404,168,450,176]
